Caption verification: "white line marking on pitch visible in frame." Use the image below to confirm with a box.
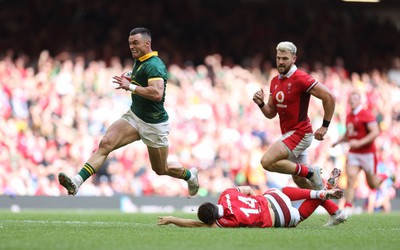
[1,220,149,226]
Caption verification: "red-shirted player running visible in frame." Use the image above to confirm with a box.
[332,91,388,215]
[252,41,346,226]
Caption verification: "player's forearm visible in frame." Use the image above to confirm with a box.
[260,103,277,119]
[134,86,163,102]
[166,217,210,228]
[322,93,336,123]
[358,130,379,147]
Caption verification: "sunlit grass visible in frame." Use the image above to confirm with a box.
[1,210,399,250]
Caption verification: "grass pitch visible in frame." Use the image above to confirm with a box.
[1,210,399,250]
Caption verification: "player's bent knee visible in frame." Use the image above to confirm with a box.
[153,168,168,176]
[346,175,357,185]
[98,138,114,154]
[367,180,380,189]
[260,158,274,171]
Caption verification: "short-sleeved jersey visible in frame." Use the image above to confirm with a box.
[130,51,169,124]
[215,188,273,228]
[345,107,377,153]
[270,66,317,134]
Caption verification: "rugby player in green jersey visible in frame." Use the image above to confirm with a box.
[58,27,199,196]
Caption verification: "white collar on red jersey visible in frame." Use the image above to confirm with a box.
[279,65,297,79]
[352,105,363,115]
[217,205,224,218]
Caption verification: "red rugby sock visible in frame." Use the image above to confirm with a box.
[294,163,309,177]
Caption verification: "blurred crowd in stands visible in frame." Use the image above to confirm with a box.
[1,0,400,213]
[1,50,400,212]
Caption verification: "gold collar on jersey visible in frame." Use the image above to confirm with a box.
[138,51,158,62]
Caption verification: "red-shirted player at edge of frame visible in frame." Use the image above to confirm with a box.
[252,41,347,226]
[332,91,393,215]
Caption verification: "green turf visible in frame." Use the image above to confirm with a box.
[1,210,399,250]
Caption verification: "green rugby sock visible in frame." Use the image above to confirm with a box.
[78,163,96,181]
[180,169,191,181]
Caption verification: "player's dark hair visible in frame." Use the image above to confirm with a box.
[130,27,151,39]
[197,202,219,225]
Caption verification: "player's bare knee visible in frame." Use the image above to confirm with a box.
[260,158,274,171]
[153,168,168,176]
[347,174,357,183]
[367,180,380,189]
[347,177,357,188]
[98,137,114,154]
[369,184,379,189]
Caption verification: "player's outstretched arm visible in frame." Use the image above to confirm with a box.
[157,216,217,228]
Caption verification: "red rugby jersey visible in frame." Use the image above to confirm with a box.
[345,107,377,153]
[270,66,317,134]
[215,188,273,228]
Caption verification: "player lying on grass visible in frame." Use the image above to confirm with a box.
[158,169,346,228]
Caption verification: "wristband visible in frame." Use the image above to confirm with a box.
[129,84,137,93]
[322,119,330,128]
[258,101,265,109]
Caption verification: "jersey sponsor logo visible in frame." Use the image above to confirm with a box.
[276,91,284,103]
[275,91,287,108]
[225,194,233,214]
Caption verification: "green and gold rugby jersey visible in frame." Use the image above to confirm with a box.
[129,51,169,124]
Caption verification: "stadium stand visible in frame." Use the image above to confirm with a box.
[0,0,399,212]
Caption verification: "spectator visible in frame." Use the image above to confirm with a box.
[0,50,399,201]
